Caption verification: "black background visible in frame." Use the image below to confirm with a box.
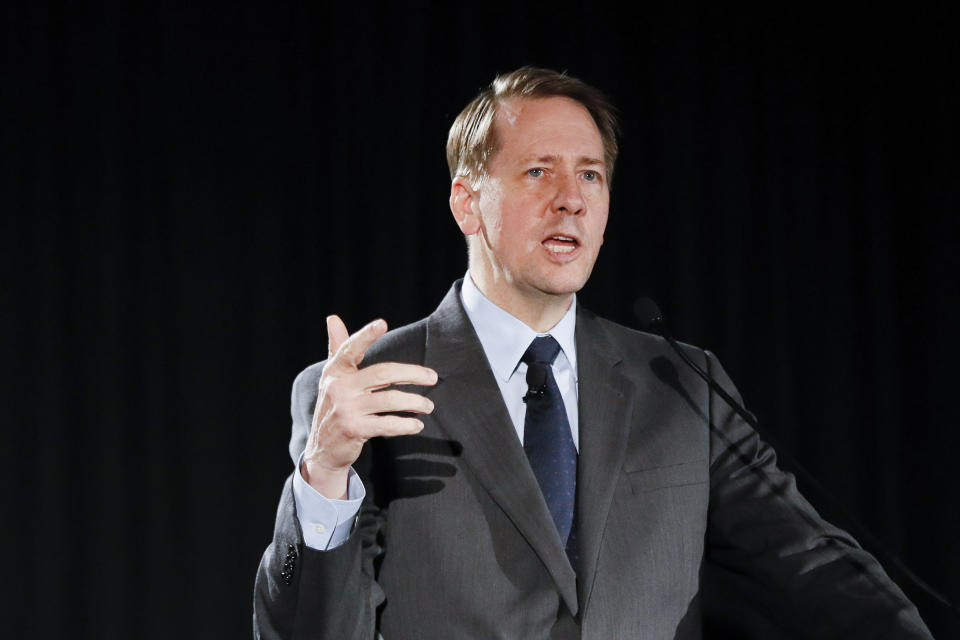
[4,1,958,637]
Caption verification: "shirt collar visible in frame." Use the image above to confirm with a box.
[460,272,578,382]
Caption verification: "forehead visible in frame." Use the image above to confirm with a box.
[493,97,604,160]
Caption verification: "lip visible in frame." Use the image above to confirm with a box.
[541,231,581,245]
[540,233,583,262]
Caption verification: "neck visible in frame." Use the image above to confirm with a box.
[468,267,573,333]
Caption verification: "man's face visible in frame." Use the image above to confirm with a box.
[457,96,610,312]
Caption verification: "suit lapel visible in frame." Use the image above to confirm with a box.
[573,307,637,614]
[422,283,579,615]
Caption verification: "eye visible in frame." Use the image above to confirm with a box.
[583,170,600,182]
[527,168,545,178]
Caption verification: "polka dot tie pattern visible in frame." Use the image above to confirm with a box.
[521,336,579,571]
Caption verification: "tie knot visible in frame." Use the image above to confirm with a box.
[522,335,562,366]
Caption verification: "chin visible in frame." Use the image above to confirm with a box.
[534,273,590,297]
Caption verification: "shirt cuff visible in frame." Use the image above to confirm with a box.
[292,453,366,550]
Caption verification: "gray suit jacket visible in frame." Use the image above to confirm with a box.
[254,281,931,639]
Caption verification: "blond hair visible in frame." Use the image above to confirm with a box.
[446,67,620,187]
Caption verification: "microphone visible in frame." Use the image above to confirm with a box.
[633,297,759,429]
[634,296,960,618]
[523,363,549,403]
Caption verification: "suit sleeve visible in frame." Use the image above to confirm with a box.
[702,350,933,639]
[253,363,386,640]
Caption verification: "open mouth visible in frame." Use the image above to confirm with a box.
[542,234,580,254]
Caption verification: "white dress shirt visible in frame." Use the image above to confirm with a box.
[458,273,580,448]
[293,274,580,549]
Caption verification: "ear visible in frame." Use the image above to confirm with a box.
[449,176,481,236]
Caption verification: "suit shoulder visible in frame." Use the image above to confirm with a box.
[292,360,326,400]
[363,317,428,365]
[592,313,663,346]
[585,309,711,364]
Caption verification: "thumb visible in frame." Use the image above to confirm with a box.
[326,315,350,359]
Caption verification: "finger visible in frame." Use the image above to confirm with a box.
[326,315,350,360]
[355,414,425,438]
[356,362,439,390]
[358,389,435,416]
[330,318,388,370]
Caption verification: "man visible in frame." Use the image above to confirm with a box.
[254,67,931,639]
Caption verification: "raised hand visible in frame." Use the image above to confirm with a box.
[302,315,438,499]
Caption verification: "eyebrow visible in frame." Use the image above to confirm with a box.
[524,154,605,168]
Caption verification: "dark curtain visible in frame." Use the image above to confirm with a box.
[4,1,958,637]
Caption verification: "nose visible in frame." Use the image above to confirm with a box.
[551,172,586,216]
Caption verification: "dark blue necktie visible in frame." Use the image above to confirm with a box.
[522,336,579,570]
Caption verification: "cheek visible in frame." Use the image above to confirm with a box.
[477,182,508,235]
[590,194,610,241]
[475,210,501,242]
[482,211,502,232]
[495,200,535,236]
